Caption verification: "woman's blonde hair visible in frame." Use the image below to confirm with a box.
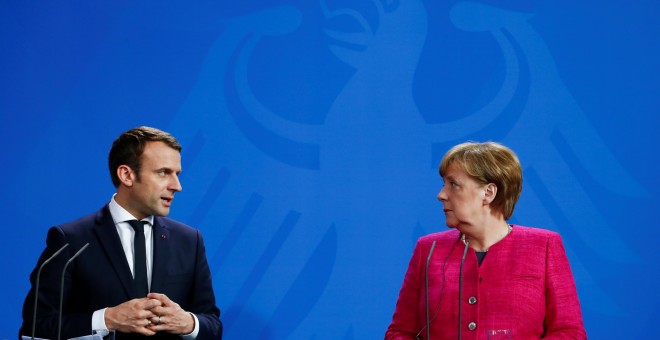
[439,141,522,220]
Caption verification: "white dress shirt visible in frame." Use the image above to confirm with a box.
[91,196,199,338]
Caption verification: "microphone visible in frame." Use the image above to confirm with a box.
[415,236,462,340]
[414,240,437,340]
[457,239,469,340]
[57,243,89,340]
[31,243,70,340]
[425,241,436,340]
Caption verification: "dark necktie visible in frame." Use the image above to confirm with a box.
[128,220,149,297]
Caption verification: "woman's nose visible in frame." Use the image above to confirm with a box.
[437,187,446,201]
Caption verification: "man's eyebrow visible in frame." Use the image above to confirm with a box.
[155,167,174,172]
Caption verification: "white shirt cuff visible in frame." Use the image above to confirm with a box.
[91,308,109,335]
[179,312,200,339]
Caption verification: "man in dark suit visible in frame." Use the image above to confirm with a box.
[19,126,222,339]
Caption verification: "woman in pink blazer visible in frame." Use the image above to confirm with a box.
[385,142,586,339]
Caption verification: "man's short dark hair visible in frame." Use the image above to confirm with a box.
[108,126,182,187]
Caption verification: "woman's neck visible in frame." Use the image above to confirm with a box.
[462,219,511,252]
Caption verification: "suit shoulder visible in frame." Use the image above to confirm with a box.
[511,225,562,243]
[57,206,108,232]
[418,230,460,246]
[155,216,199,235]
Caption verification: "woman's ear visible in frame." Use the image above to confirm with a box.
[483,183,497,205]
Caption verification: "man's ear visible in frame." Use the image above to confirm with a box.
[116,165,136,187]
[483,183,498,205]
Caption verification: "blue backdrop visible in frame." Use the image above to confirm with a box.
[1,1,658,338]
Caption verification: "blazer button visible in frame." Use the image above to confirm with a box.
[468,322,477,331]
[468,296,477,304]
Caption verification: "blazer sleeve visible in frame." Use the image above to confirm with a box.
[385,239,424,340]
[188,230,223,339]
[542,233,587,339]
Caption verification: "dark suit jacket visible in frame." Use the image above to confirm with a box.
[20,205,222,339]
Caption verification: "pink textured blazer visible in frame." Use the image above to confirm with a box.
[385,225,586,339]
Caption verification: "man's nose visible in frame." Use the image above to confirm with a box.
[170,175,182,192]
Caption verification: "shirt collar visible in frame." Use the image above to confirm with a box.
[109,194,154,226]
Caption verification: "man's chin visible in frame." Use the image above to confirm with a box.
[153,207,170,217]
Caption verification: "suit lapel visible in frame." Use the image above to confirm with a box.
[150,217,171,294]
[93,205,136,299]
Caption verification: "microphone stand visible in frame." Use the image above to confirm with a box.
[31,243,69,340]
[425,241,436,340]
[457,240,469,340]
[57,243,89,340]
